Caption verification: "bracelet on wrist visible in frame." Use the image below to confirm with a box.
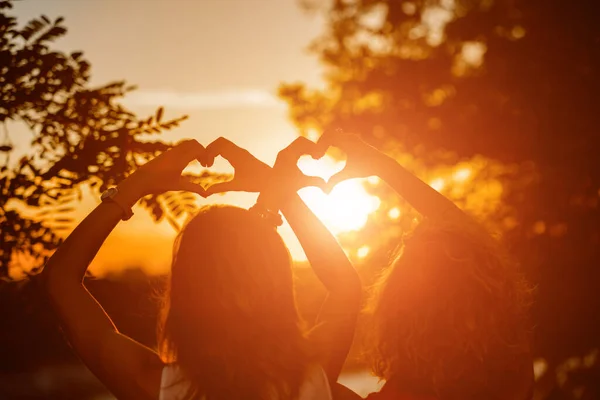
[249,201,283,228]
[100,187,134,221]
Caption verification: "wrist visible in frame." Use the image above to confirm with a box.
[257,169,298,211]
[256,186,288,212]
[115,175,146,208]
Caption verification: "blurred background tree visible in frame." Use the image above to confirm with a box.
[0,0,223,279]
[281,0,600,398]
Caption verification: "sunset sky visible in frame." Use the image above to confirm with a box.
[11,0,382,276]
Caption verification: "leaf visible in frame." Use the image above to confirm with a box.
[55,207,75,213]
[156,107,164,123]
[35,209,52,218]
[171,205,184,218]
[166,215,181,231]
[20,18,47,40]
[52,218,73,223]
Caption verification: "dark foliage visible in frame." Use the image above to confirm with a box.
[0,0,224,279]
[0,266,328,399]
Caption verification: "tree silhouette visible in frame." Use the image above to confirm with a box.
[0,0,224,279]
[283,0,600,398]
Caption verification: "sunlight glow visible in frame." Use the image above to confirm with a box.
[306,128,320,142]
[367,176,380,184]
[388,207,401,220]
[357,246,370,258]
[430,177,446,192]
[511,25,526,40]
[298,156,381,235]
[533,221,546,235]
[533,358,548,381]
[421,0,455,46]
[462,41,487,67]
[453,167,472,182]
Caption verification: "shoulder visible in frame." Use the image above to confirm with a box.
[159,364,192,400]
[298,364,333,400]
[331,383,363,400]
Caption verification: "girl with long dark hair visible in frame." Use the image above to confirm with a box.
[42,137,361,399]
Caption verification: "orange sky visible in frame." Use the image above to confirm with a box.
[10,0,361,276]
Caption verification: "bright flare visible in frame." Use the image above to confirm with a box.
[357,246,370,258]
[430,177,446,192]
[388,207,401,220]
[298,156,381,235]
[453,167,472,182]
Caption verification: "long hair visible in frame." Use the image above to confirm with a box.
[366,218,534,399]
[158,205,313,400]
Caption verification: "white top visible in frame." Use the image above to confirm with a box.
[159,364,332,400]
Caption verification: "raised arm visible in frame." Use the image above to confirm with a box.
[40,140,206,399]
[318,129,472,224]
[262,138,362,382]
[204,137,362,383]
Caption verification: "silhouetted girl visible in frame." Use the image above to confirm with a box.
[42,137,361,400]
[317,130,534,400]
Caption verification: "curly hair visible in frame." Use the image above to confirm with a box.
[365,217,534,399]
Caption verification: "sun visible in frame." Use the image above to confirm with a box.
[296,156,381,236]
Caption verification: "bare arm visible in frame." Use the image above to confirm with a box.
[204,136,362,383]
[40,140,206,399]
[259,137,362,383]
[41,196,163,400]
[281,194,361,383]
[319,130,473,224]
[373,152,469,222]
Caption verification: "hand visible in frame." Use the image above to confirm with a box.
[204,137,326,198]
[272,136,327,190]
[258,137,327,207]
[117,139,207,205]
[316,129,384,192]
[203,137,272,195]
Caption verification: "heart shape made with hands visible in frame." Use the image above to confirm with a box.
[311,128,380,194]
[196,136,329,196]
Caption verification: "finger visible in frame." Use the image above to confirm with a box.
[312,139,328,160]
[315,128,340,150]
[325,168,355,193]
[205,137,243,168]
[280,136,320,161]
[298,174,327,191]
[205,137,230,168]
[316,128,354,154]
[174,176,208,197]
[155,176,206,197]
[205,180,243,196]
[172,139,206,168]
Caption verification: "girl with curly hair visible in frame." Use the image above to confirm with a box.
[318,130,534,400]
